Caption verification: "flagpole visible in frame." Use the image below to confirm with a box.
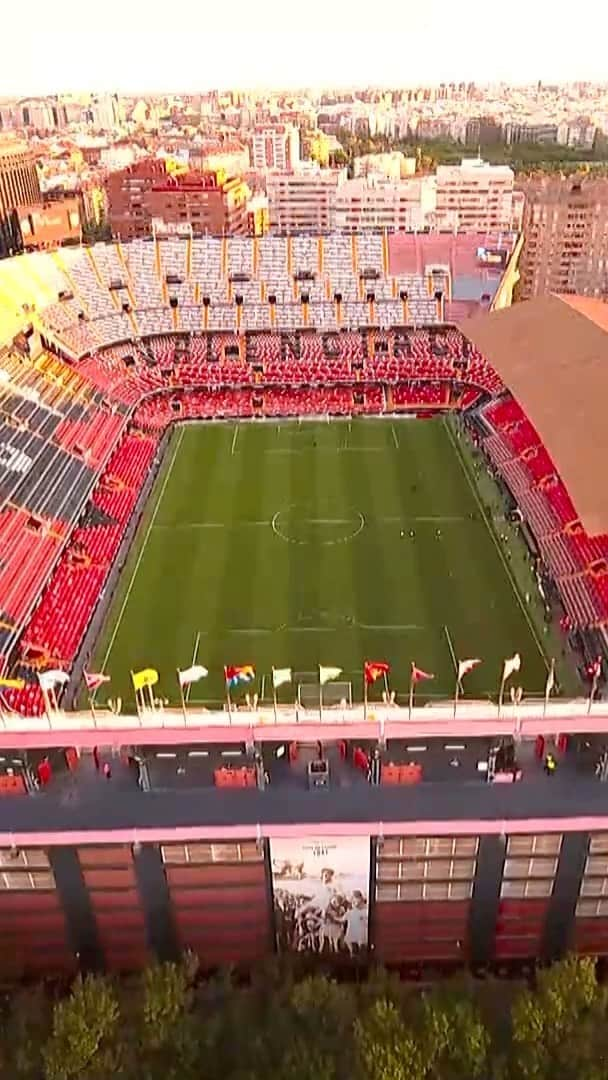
[383,671,390,703]
[363,666,368,723]
[543,658,554,720]
[271,669,278,723]
[131,672,141,720]
[589,671,599,715]
[177,670,187,722]
[88,693,97,725]
[409,666,414,721]
[498,672,506,717]
[453,676,460,719]
[40,684,53,725]
[225,678,233,721]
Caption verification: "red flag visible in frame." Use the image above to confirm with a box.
[364,660,390,685]
[411,663,434,683]
[588,656,602,681]
[84,670,110,692]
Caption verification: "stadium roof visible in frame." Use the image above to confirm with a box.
[460,294,608,537]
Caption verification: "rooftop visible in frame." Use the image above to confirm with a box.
[3,727,608,844]
[461,294,608,536]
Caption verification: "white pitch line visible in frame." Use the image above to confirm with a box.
[444,418,549,670]
[391,424,400,450]
[101,427,185,670]
[231,424,239,456]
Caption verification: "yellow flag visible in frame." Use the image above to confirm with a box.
[0,677,25,690]
[132,668,159,692]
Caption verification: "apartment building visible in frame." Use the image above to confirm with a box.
[332,175,436,232]
[518,176,608,299]
[0,139,41,258]
[267,167,345,233]
[353,152,416,180]
[106,160,250,239]
[252,125,300,171]
[435,158,517,233]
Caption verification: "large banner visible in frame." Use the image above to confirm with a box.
[270,836,370,956]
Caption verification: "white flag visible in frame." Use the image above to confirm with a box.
[458,658,481,681]
[272,667,292,689]
[178,664,208,687]
[38,669,69,692]
[502,653,521,682]
[319,665,342,686]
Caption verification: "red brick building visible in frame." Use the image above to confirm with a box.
[106,161,249,239]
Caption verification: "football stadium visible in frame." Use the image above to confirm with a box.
[0,231,608,978]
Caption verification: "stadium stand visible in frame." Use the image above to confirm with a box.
[1,233,606,716]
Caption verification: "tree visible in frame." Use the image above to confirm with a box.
[43,974,121,1080]
[0,983,52,1079]
[508,955,608,1080]
[355,998,426,1080]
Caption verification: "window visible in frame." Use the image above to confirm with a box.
[501,879,553,898]
[376,880,472,902]
[0,848,49,868]
[504,857,558,879]
[0,869,55,890]
[506,834,562,856]
[576,898,608,918]
[161,841,261,865]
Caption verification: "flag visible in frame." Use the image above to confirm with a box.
[588,656,602,681]
[38,669,69,692]
[272,667,292,689]
[457,658,481,681]
[84,670,110,692]
[0,677,25,690]
[502,654,521,682]
[411,663,434,683]
[364,660,390,685]
[132,668,159,692]
[319,665,342,685]
[224,665,255,687]
[545,660,555,700]
[178,664,208,687]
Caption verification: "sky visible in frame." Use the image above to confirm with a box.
[2,0,608,96]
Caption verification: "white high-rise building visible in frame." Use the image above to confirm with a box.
[332,175,437,232]
[267,166,345,233]
[252,125,300,171]
[435,158,515,233]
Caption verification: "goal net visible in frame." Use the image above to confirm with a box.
[296,671,353,711]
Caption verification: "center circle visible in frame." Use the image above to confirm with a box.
[271,505,365,546]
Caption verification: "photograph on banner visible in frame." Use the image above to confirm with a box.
[270,835,370,956]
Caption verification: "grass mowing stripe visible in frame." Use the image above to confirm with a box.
[443,415,550,672]
[100,426,184,672]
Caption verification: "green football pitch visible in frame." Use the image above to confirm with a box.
[93,416,570,711]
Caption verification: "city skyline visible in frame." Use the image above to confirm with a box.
[3,0,608,96]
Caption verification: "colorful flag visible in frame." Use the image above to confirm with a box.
[272,667,292,689]
[457,658,481,681]
[411,663,434,683]
[84,670,110,692]
[0,677,25,690]
[224,665,255,687]
[545,659,555,701]
[178,664,208,687]
[132,668,159,692]
[502,654,521,682]
[319,665,342,686]
[364,660,390,685]
[38,669,69,692]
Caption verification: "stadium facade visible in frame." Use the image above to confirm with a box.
[1,231,608,980]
